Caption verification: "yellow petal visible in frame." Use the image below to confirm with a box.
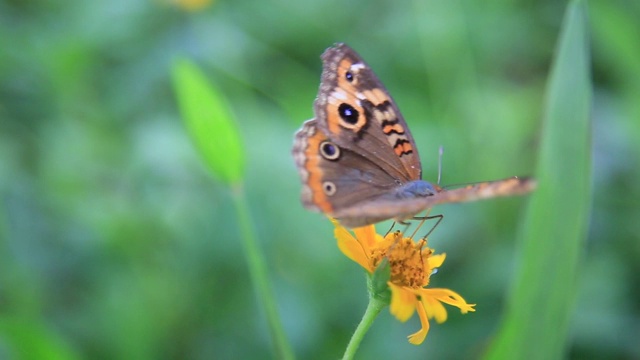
[383,230,397,242]
[407,300,430,345]
[353,225,378,250]
[427,253,446,269]
[334,225,370,271]
[423,295,448,323]
[389,283,416,322]
[424,288,476,314]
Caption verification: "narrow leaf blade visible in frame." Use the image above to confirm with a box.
[486,0,592,358]
[172,58,245,184]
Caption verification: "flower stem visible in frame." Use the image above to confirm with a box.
[342,280,387,360]
[231,184,294,360]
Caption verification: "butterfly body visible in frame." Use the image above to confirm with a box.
[292,43,534,228]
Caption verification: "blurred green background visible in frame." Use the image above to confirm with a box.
[1,0,639,359]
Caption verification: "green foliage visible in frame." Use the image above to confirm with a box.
[370,258,391,304]
[0,0,638,359]
[0,318,80,360]
[172,58,245,185]
[487,1,592,358]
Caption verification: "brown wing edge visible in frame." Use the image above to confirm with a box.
[291,119,321,212]
[334,176,537,228]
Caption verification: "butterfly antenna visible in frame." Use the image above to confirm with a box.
[437,146,444,185]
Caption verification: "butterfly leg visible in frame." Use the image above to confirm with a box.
[383,221,397,237]
[408,214,444,240]
[383,219,413,237]
[398,220,413,238]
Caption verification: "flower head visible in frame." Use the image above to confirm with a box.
[334,220,476,345]
[168,0,214,11]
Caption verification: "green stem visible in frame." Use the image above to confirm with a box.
[342,280,387,360]
[231,184,294,360]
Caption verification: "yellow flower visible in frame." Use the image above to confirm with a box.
[333,220,476,345]
[166,0,214,12]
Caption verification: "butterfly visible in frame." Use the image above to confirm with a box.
[292,43,535,228]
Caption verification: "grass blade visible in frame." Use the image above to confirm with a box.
[485,0,592,358]
[172,58,245,184]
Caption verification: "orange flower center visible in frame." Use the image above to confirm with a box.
[370,231,431,288]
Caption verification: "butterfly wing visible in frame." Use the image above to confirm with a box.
[293,43,535,228]
[313,43,423,183]
[332,177,537,227]
[293,119,425,216]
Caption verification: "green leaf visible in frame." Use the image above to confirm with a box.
[0,318,81,360]
[485,0,592,359]
[171,58,245,185]
[370,258,391,304]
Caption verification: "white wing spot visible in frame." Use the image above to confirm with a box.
[331,89,348,100]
